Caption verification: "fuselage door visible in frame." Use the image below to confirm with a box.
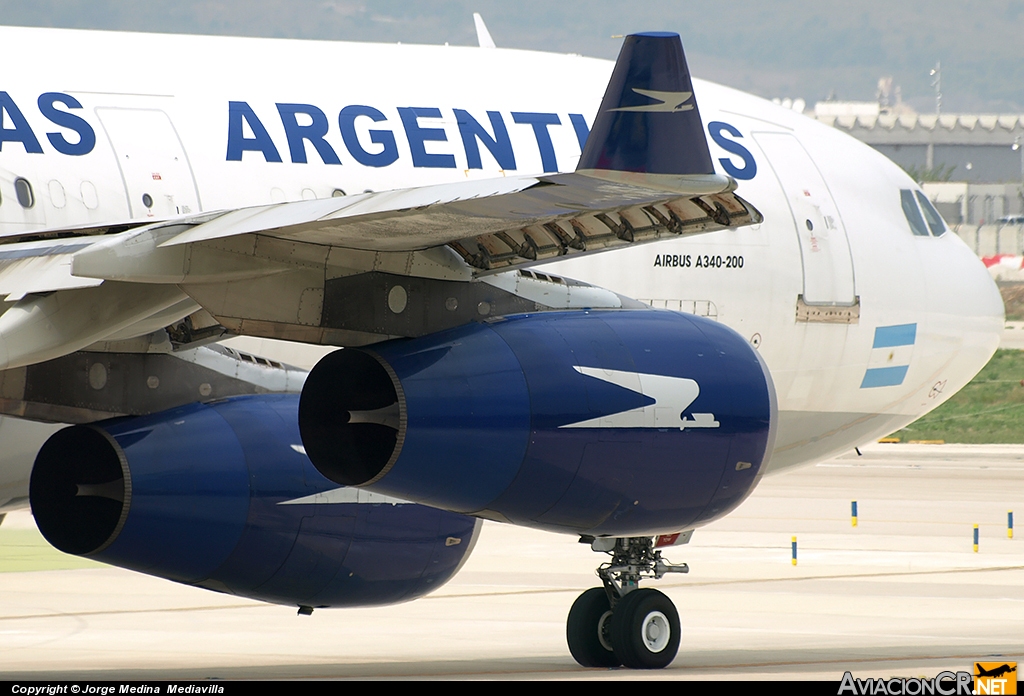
[95,108,201,219]
[753,132,856,305]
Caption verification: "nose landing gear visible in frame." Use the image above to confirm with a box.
[566,536,689,669]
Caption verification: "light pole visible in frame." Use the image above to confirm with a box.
[1014,136,1024,184]
[1014,137,1024,219]
[927,62,942,173]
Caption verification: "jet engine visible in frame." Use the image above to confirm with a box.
[299,309,777,536]
[29,394,480,608]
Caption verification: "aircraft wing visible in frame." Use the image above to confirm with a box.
[0,32,762,370]
[0,169,755,297]
[0,239,104,301]
[114,170,754,271]
[0,170,754,276]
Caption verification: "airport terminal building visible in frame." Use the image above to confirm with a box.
[814,102,1024,226]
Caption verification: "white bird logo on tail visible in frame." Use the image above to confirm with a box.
[610,88,694,113]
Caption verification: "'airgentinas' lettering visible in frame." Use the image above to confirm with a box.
[38,93,95,156]
[708,120,756,180]
[0,92,759,180]
[225,101,583,171]
[227,100,282,162]
[0,91,44,153]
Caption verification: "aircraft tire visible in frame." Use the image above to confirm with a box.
[609,588,680,669]
[566,588,620,668]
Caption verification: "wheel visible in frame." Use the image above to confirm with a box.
[566,588,620,667]
[609,588,680,669]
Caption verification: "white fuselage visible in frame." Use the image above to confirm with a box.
[0,27,1003,508]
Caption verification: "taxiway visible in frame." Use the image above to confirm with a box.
[0,443,1021,680]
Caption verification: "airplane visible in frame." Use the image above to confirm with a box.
[975,664,1016,679]
[0,21,1004,671]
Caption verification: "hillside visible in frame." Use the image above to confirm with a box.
[1,0,1021,112]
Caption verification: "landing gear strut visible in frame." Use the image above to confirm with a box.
[566,536,689,669]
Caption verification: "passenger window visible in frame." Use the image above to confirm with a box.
[915,191,947,236]
[15,178,35,209]
[48,180,67,209]
[81,181,99,210]
[900,189,928,236]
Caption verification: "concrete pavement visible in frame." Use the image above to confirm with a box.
[0,443,1021,680]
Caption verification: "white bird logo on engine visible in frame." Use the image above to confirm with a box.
[560,366,719,429]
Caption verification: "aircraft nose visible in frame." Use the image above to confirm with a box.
[922,233,1003,392]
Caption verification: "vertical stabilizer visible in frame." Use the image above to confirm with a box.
[578,32,714,176]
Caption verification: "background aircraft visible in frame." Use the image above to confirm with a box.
[0,22,1003,669]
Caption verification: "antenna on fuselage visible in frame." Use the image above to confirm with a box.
[473,13,496,48]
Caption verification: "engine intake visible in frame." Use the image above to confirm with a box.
[31,426,129,556]
[299,349,404,487]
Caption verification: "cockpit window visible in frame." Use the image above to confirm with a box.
[915,191,947,236]
[900,189,929,237]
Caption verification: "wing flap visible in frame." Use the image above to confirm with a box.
[451,189,759,271]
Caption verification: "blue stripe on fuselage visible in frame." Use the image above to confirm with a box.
[872,323,917,348]
[860,365,910,388]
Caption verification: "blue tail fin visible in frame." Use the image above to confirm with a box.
[577,32,714,176]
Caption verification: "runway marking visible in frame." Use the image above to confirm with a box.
[0,602,260,622]
[421,563,1024,600]
[654,562,1024,587]
[671,651,1024,675]
[712,515,1024,528]
[699,516,1019,526]
[819,463,1024,471]
[670,651,1007,675]
[234,650,1024,680]
[10,641,1021,681]
[2,562,1021,624]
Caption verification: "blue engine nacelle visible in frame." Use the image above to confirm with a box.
[299,309,777,536]
[29,394,481,608]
